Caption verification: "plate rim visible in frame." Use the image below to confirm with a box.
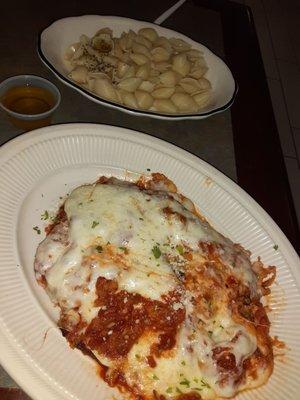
[0,122,300,400]
[37,14,238,120]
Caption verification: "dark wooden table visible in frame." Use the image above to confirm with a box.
[0,0,299,398]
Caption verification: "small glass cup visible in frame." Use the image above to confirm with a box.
[0,75,61,131]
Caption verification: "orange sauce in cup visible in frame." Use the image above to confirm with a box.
[1,86,55,130]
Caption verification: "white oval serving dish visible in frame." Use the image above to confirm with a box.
[38,15,237,120]
[0,123,300,400]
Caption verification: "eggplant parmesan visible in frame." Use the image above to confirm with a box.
[34,173,276,400]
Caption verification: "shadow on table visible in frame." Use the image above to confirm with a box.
[0,388,31,400]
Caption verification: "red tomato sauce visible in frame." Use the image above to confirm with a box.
[83,277,185,359]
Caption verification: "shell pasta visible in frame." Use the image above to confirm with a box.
[64,27,212,114]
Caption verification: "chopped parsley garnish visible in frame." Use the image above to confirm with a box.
[201,379,211,389]
[119,246,128,254]
[91,221,99,228]
[139,217,144,221]
[96,245,103,253]
[193,378,199,383]
[50,215,58,224]
[152,245,161,259]
[33,226,41,234]
[89,199,94,202]
[152,374,159,380]
[147,168,151,171]
[166,387,173,394]
[208,330,213,338]
[176,245,184,255]
[181,360,186,366]
[219,324,224,330]
[135,354,141,360]
[78,202,83,206]
[41,210,49,220]
[273,244,279,250]
[163,243,170,247]
[179,378,190,387]
[176,387,183,394]
[193,388,203,392]
[205,298,212,308]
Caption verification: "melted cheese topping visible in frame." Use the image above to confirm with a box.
[123,323,256,399]
[34,176,272,400]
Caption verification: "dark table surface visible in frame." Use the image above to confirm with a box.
[0,0,299,398]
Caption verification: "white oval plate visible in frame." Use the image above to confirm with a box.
[0,123,299,400]
[38,15,237,120]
